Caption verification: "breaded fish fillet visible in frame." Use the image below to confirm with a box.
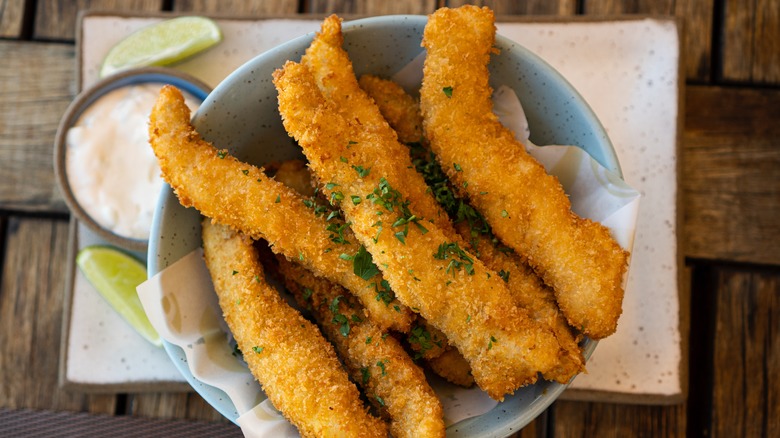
[272,158,450,361]
[149,85,413,333]
[420,6,629,339]
[274,61,561,400]
[358,74,424,145]
[426,348,475,388]
[276,256,445,438]
[301,15,454,235]
[201,220,386,438]
[362,73,585,382]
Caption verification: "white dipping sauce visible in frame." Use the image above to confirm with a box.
[66,83,200,240]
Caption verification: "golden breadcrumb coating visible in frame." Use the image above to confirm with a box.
[361,64,585,383]
[426,348,475,388]
[276,257,445,438]
[148,85,413,333]
[201,220,386,438]
[420,6,629,339]
[274,60,561,401]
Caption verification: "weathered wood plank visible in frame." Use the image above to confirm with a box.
[711,267,779,437]
[550,400,687,437]
[682,85,780,265]
[446,0,577,15]
[0,41,73,214]
[172,0,298,15]
[127,392,227,422]
[0,217,116,414]
[304,0,438,15]
[0,0,26,38]
[722,0,780,85]
[582,0,713,82]
[33,0,163,41]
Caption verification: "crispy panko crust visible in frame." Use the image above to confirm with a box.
[361,66,585,382]
[301,15,454,235]
[426,348,475,388]
[420,6,629,339]
[201,220,386,438]
[148,85,413,333]
[274,61,561,401]
[276,257,445,438]
[358,74,424,145]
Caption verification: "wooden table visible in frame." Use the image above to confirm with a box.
[0,1,777,437]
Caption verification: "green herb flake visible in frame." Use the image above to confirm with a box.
[252,346,264,354]
[361,367,371,384]
[376,360,387,376]
[352,165,371,178]
[275,195,281,203]
[433,242,475,276]
[453,163,462,172]
[353,245,380,280]
[501,210,509,218]
[232,270,239,276]
[351,195,362,205]
[443,86,453,98]
[498,270,510,282]
[325,182,339,190]
[217,150,227,159]
[340,156,349,163]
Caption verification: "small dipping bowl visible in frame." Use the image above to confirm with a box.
[54,67,211,252]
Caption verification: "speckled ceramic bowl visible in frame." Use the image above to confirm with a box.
[148,15,619,437]
[54,67,211,252]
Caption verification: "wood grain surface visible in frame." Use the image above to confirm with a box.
[0,1,777,437]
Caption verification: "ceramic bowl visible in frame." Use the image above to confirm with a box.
[54,67,211,252]
[148,14,619,437]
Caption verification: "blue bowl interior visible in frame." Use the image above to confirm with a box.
[149,14,613,437]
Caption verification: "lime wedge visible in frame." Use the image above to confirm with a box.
[76,245,161,347]
[100,16,222,78]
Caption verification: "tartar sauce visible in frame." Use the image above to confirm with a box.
[66,83,200,240]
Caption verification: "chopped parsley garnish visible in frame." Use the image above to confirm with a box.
[351,195,362,205]
[352,165,371,177]
[241,169,249,175]
[302,287,313,300]
[373,279,395,305]
[376,395,385,407]
[325,182,339,190]
[232,270,238,275]
[274,195,281,203]
[353,245,380,280]
[453,163,462,172]
[443,86,453,98]
[329,295,351,337]
[498,269,510,282]
[488,335,497,350]
[340,156,349,163]
[408,325,442,359]
[501,210,509,218]
[366,177,427,244]
[252,346,264,354]
[326,222,350,245]
[434,242,475,276]
[376,360,387,376]
[217,150,227,159]
[360,367,371,384]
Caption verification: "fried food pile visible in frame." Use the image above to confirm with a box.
[148,5,628,437]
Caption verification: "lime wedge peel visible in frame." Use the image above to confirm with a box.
[76,245,162,347]
[100,16,222,78]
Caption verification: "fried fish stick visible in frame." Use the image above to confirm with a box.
[273,158,449,361]
[149,85,413,333]
[276,256,444,438]
[274,61,561,400]
[358,74,423,145]
[362,74,585,382]
[301,15,454,235]
[420,6,629,339]
[426,348,475,388]
[201,220,386,438]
